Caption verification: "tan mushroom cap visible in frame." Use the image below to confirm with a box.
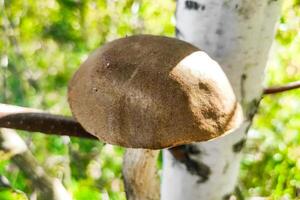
[68,35,243,149]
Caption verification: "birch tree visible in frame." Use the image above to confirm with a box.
[162,0,283,199]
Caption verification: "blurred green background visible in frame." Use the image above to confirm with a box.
[0,0,300,199]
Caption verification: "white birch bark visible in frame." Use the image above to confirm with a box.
[162,0,283,199]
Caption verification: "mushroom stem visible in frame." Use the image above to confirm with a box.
[123,149,160,200]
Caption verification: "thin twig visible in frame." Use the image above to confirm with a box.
[263,80,300,95]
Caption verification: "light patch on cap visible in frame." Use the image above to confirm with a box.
[170,51,243,137]
[171,51,236,108]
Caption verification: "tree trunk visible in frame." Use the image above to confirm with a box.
[123,149,160,200]
[162,0,283,199]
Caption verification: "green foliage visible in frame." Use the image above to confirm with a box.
[0,189,28,200]
[0,0,174,199]
[1,0,300,199]
[240,0,300,199]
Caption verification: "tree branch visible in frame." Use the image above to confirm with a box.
[0,128,72,200]
[0,104,97,140]
[263,80,300,95]
[0,80,300,140]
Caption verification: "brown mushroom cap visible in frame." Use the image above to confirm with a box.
[68,35,242,149]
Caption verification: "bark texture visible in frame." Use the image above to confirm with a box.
[162,0,283,199]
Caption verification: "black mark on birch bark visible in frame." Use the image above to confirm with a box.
[247,97,262,121]
[175,27,184,38]
[169,145,211,183]
[232,138,246,153]
[240,73,247,106]
[244,96,263,135]
[216,29,224,35]
[185,1,205,11]
[185,0,199,10]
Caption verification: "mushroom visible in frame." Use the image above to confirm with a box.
[67,35,243,200]
[68,35,242,149]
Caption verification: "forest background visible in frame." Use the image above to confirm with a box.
[1,0,300,199]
